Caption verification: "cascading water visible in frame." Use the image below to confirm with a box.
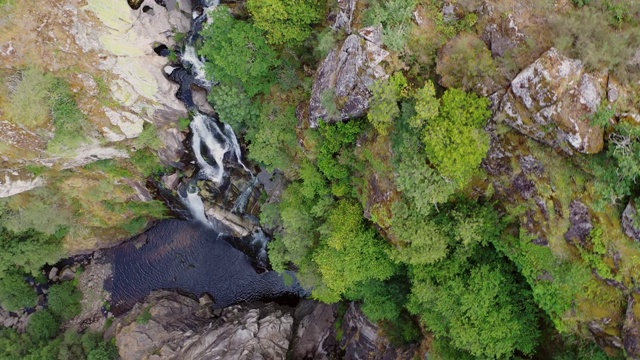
[181,45,213,90]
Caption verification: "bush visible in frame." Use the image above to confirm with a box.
[48,282,82,321]
[247,0,325,46]
[48,78,88,152]
[28,310,60,343]
[5,68,55,128]
[363,0,417,52]
[135,123,163,150]
[436,34,501,93]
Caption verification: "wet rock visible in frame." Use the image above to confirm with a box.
[341,303,418,360]
[498,48,605,154]
[158,128,187,166]
[291,300,339,359]
[115,291,294,360]
[308,26,389,127]
[624,295,640,359]
[565,200,593,247]
[162,173,181,190]
[623,200,640,242]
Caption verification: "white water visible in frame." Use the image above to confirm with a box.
[191,113,228,184]
[181,185,209,225]
[223,123,250,174]
[232,177,258,214]
[182,45,212,88]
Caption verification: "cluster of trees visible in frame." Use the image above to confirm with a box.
[193,1,627,358]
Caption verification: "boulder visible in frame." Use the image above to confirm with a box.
[482,13,525,57]
[498,48,606,154]
[308,26,389,127]
[623,200,640,242]
[115,291,294,360]
[59,267,76,282]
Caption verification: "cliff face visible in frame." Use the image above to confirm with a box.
[112,292,419,360]
[0,0,190,252]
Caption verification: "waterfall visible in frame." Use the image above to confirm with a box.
[180,184,209,225]
[232,177,258,214]
[223,123,250,174]
[181,45,212,89]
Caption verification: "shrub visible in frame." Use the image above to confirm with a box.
[363,0,417,52]
[48,78,88,152]
[5,68,55,128]
[436,34,501,93]
[135,123,163,150]
[247,0,325,46]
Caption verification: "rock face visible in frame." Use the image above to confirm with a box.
[114,291,294,360]
[308,25,389,127]
[498,48,606,154]
[341,303,418,360]
[623,200,640,242]
[565,200,593,247]
[291,300,339,359]
[624,295,640,360]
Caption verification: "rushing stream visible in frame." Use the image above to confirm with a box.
[105,0,305,313]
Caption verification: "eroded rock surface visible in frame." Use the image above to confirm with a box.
[114,291,294,360]
[341,303,418,360]
[498,48,606,154]
[291,300,339,359]
[308,26,389,127]
[623,201,640,242]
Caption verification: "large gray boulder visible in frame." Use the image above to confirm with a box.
[498,48,606,154]
[308,26,389,127]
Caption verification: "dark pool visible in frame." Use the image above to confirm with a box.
[104,220,306,315]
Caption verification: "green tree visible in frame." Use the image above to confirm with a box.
[423,88,491,186]
[200,7,280,97]
[0,226,64,277]
[408,249,540,358]
[367,73,408,135]
[208,84,261,131]
[247,0,324,46]
[312,200,396,302]
[410,81,439,128]
[363,0,417,52]
[48,282,82,321]
[0,271,37,311]
[27,310,59,343]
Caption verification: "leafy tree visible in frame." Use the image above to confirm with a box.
[410,81,439,128]
[367,73,408,135]
[247,0,324,46]
[409,247,540,358]
[27,310,60,343]
[312,200,396,302]
[48,281,82,321]
[247,101,299,172]
[0,270,37,311]
[423,88,491,186]
[0,226,64,277]
[208,84,261,132]
[200,7,280,97]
